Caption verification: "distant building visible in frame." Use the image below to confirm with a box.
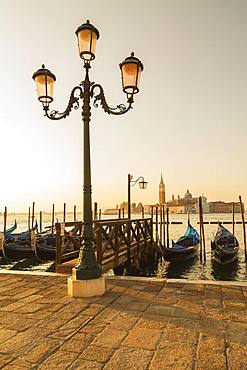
[159,174,165,205]
[166,190,208,214]
[208,201,242,213]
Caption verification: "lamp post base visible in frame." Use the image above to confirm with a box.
[68,268,105,297]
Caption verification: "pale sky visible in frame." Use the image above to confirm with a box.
[0,0,247,212]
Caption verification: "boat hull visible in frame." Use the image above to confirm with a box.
[162,244,199,262]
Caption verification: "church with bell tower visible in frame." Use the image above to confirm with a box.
[159,174,166,205]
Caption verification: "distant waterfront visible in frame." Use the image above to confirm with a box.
[1,212,247,281]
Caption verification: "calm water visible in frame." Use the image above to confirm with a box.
[0,212,247,281]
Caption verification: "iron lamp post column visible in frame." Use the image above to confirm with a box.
[32,20,144,286]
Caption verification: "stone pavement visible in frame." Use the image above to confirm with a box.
[0,273,247,369]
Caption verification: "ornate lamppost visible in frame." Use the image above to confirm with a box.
[32,20,144,297]
[128,174,147,219]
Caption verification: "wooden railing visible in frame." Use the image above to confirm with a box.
[55,218,153,271]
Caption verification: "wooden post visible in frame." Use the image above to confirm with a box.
[142,205,144,219]
[3,207,7,233]
[122,208,125,218]
[28,206,31,230]
[166,207,169,248]
[94,202,98,220]
[99,209,101,220]
[55,222,62,268]
[239,195,247,259]
[162,205,166,247]
[199,196,206,263]
[51,204,55,234]
[232,202,235,236]
[159,205,162,245]
[63,203,66,223]
[155,206,158,243]
[39,211,42,232]
[74,205,77,221]
[199,203,203,263]
[118,209,121,219]
[31,202,35,228]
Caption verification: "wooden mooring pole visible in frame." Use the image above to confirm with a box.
[118,209,121,219]
[142,205,144,220]
[239,195,247,259]
[74,205,77,221]
[94,202,98,220]
[28,207,31,230]
[32,202,35,228]
[63,203,66,223]
[99,209,102,220]
[155,206,158,243]
[166,207,169,248]
[51,204,55,234]
[162,205,166,247]
[39,211,42,232]
[159,205,162,245]
[122,208,125,218]
[199,196,206,263]
[3,207,7,233]
[232,202,235,236]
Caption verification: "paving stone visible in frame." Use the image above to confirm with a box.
[122,326,161,350]
[21,338,63,363]
[38,349,79,369]
[59,332,95,352]
[91,307,118,323]
[226,321,247,345]
[200,316,226,338]
[20,294,44,303]
[136,313,168,330]
[146,304,174,317]
[0,328,17,344]
[15,302,45,313]
[69,359,104,370]
[0,353,14,367]
[6,318,36,332]
[79,322,107,335]
[81,303,105,316]
[196,333,227,369]
[0,301,25,312]
[104,347,152,370]
[226,342,247,369]
[92,328,127,347]
[77,344,114,363]
[108,311,138,330]
[2,358,35,369]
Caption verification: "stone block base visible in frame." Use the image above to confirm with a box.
[68,271,105,297]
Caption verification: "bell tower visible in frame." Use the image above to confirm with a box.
[159,174,165,205]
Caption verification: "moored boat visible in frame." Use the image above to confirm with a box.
[162,223,200,262]
[2,222,38,259]
[211,224,239,264]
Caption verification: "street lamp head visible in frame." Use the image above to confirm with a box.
[138,179,148,190]
[32,64,56,108]
[76,20,100,62]
[119,52,144,95]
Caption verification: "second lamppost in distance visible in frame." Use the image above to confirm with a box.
[32,20,144,297]
[128,174,148,219]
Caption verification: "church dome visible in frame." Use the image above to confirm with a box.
[184,189,192,199]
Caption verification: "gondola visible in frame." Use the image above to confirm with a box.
[1,220,17,234]
[2,222,38,259]
[211,224,239,264]
[162,223,200,262]
[34,223,82,260]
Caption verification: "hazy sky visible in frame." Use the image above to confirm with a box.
[1,0,247,212]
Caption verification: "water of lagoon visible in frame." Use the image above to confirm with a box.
[0,212,247,281]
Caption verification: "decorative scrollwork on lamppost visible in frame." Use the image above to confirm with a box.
[128,174,148,219]
[32,20,144,294]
